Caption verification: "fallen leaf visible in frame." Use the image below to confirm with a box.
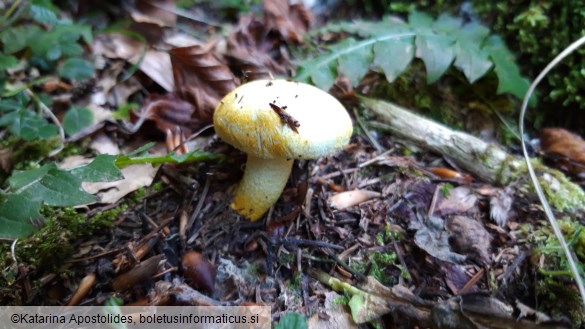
[170,45,238,129]
[540,127,585,175]
[414,216,467,264]
[94,34,174,91]
[82,163,157,204]
[428,167,472,183]
[263,0,312,44]
[328,190,381,210]
[445,215,491,266]
[435,186,477,216]
[133,93,200,135]
[182,251,216,294]
[307,291,358,329]
[226,14,286,79]
[132,0,177,27]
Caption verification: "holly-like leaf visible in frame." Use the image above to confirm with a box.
[69,155,124,182]
[59,58,95,80]
[0,156,125,238]
[0,195,42,239]
[9,163,95,206]
[62,106,93,135]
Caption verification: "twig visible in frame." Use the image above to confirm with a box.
[274,237,344,250]
[354,107,384,152]
[187,177,210,231]
[322,249,367,281]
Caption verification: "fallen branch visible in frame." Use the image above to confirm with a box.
[360,96,585,214]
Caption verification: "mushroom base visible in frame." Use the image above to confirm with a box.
[231,155,294,221]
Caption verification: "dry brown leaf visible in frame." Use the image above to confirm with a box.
[328,190,381,210]
[132,0,177,27]
[170,45,238,128]
[94,34,174,91]
[263,0,312,44]
[539,127,585,175]
[307,292,358,329]
[435,186,477,217]
[428,167,473,184]
[134,93,199,135]
[226,14,286,80]
[445,215,491,266]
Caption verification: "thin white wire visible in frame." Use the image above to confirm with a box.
[519,35,585,309]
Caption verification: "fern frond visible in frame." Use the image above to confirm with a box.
[296,11,530,100]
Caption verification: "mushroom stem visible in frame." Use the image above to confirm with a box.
[231,155,294,221]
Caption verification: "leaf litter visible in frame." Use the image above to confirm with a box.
[1,0,583,328]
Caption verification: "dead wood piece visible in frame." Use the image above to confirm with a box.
[361,96,585,214]
[111,255,163,292]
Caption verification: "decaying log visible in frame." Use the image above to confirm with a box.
[360,96,585,214]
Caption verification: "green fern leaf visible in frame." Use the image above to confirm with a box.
[415,32,455,83]
[295,11,529,100]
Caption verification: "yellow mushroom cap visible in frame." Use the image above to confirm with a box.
[213,79,353,160]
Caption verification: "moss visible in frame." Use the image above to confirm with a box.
[0,204,126,304]
[439,183,453,198]
[536,278,585,326]
[16,205,125,269]
[383,0,585,133]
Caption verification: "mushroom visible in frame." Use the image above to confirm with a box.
[213,79,353,221]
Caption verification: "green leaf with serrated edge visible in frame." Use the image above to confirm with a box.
[274,313,308,329]
[415,33,455,84]
[29,0,59,25]
[0,195,42,239]
[454,22,490,44]
[2,25,42,54]
[373,37,414,82]
[295,33,414,90]
[9,163,95,206]
[69,155,123,182]
[454,42,492,83]
[296,12,530,100]
[59,58,95,80]
[0,54,18,70]
[484,35,531,100]
[295,51,338,91]
[337,39,373,86]
[63,107,93,135]
[432,13,462,33]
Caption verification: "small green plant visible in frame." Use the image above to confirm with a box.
[0,0,95,141]
[0,144,221,239]
[274,312,308,329]
[296,11,530,102]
